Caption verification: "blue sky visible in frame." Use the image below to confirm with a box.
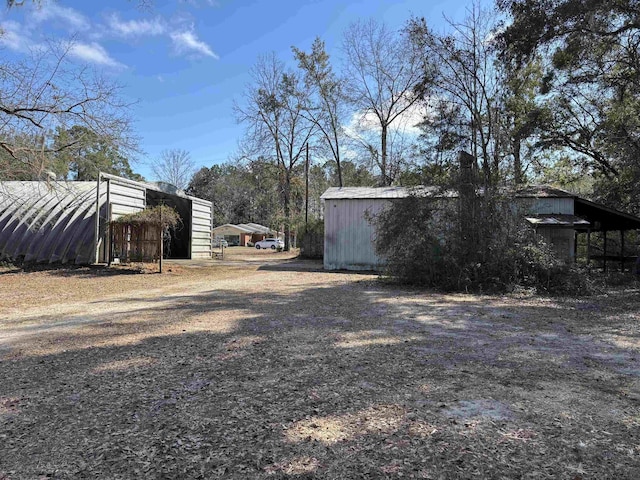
[0,0,478,180]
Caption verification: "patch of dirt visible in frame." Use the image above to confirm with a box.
[1,260,640,478]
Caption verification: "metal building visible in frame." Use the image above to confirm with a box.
[321,185,640,271]
[0,173,213,264]
[321,187,409,271]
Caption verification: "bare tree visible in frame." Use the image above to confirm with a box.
[408,3,504,186]
[235,52,315,251]
[0,40,135,180]
[293,38,346,187]
[150,149,195,190]
[342,19,428,186]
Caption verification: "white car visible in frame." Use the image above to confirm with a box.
[255,238,284,250]
[212,238,228,248]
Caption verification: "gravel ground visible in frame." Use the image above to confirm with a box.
[1,256,640,479]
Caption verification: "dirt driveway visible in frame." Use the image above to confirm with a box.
[1,256,640,478]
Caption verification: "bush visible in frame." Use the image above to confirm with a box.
[373,193,597,295]
[298,218,324,259]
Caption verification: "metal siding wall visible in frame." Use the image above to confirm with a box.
[523,197,574,215]
[537,227,575,261]
[108,181,146,219]
[324,198,389,270]
[191,197,212,258]
[0,181,105,264]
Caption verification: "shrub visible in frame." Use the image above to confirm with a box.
[111,205,180,228]
[298,218,324,259]
[373,193,597,295]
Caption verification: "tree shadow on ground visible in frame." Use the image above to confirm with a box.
[1,279,640,478]
[256,258,324,272]
[0,262,150,277]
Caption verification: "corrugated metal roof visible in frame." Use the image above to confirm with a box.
[321,186,440,200]
[525,214,590,227]
[321,184,578,200]
[240,223,273,234]
[213,223,255,233]
[512,185,575,198]
[0,181,103,264]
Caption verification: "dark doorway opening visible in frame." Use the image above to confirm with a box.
[146,190,192,259]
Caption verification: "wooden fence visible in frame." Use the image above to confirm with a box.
[111,223,161,262]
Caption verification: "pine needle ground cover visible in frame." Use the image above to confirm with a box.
[1,261,639,478]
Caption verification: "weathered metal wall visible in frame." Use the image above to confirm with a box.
[105,174,212,260]
[191,197,213,258]
[1,176,213,264]
[522,197,574,215]
[0,182,106,264]
[323,198,390,271]
[323,193,578,271]
[537,227,575,261]
[108,179,146,219]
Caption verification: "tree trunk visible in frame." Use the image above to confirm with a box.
[512,138,523,184]
[458,151,478,264]
[381,123,388,186]
[334,131,343,188]
[283,170,291,252]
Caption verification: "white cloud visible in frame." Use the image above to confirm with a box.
[68,42,124,68]
[345,102,427,139]
[170,28,218,59]
[0,21,32,52]
[107,14,166,38]
[31,4,90,31]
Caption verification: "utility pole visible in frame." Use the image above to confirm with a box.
[305,143,309,225]
[159,204,163,274]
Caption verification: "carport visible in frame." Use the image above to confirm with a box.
[573,197,640,272]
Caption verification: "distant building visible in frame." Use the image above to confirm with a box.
[212,222,278,246]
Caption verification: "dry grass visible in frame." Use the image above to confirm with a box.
[1,257,640,478]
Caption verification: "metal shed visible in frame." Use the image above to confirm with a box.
[0,173,213,264]
[321,187,412,271]
[321,185,640,271]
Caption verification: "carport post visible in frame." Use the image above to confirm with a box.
[621,230,625,272]
[603,230,608,273]
[94,172,101,264]
[159,204,163,274]
[586,229,591,268]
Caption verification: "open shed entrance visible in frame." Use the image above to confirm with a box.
[146,190,192,259]
[573,198,640,272]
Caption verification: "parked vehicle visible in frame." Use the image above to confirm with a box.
[255,238,284,250]
[212,237,228,248]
